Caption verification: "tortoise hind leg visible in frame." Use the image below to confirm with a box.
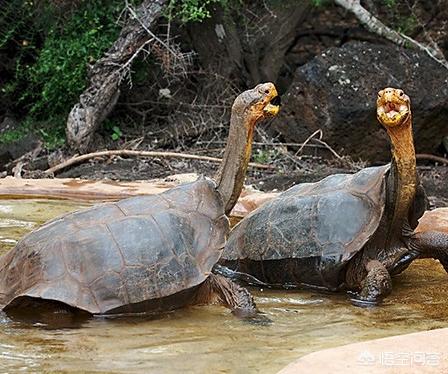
[195,273,267,321]
[411,231,448,273]
[4,296,90,328]
[349,260,392,307]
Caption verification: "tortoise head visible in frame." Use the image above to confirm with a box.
[376,87,411,128]
[232,82,281,125]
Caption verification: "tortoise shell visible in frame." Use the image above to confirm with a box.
[0,177,228,314]
[222,166,390,289]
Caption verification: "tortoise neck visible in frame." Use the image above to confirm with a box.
[215,110,256,215]
[386,115,417,233]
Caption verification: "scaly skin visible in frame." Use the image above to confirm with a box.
[211,82,279,317]
[348,88,415,305]
[215,83,279,215]
[350,88,448,305]
[377,88,417,254]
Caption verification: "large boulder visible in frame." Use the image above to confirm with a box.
[275,41,448,161]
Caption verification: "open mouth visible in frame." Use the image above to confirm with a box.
[377,99,409,123]
[263,95,281,116]
[382,101,408,119]
[270,96,281,106]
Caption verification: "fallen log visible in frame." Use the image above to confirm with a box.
[0,175,194,201]
[0,175,278,224]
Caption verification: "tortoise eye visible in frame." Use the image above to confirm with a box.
[399,90,404,97]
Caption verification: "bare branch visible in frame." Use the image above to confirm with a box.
[295,129,323,156]
[45,149,275,175]
[416,153,448,165]
[334,0,448,69]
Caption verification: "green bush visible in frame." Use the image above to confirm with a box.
[1,0,123,147]
[167,0,231,22]
[0,0,233,148]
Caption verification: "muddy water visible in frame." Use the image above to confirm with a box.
[0,199,447,373]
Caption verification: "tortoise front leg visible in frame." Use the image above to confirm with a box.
[195,273,267,321]
[349,260,392,307]
[411,231,448,273]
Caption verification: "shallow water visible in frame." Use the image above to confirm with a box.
[0,199,447,373]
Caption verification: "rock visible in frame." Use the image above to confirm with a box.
[0,134,41,170]
[275,41,448,161]
[0,116,18,134]
[279,328,448,373]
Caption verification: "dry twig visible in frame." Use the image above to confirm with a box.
[45,149,274,175]
[416,153,448,165]
[295,129,323,156]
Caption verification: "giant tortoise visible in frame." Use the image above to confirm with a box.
[0,83,280,318]
[219,87,448,305]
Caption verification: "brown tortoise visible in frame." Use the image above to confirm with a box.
[0,83,280,318]
[219,88,448,305]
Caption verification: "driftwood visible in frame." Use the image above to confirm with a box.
[334,0,448,69]
[66,0,169,153]
[0,174,196,201]
[0,176,277,223]
[416,208,448,234]
[45,149,275,175]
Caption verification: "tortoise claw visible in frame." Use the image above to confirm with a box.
[347,291,380,308]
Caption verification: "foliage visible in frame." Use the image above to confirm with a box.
[383,0,397,8]
[1,0,124,147]
[0,0,238,149]
[0,118,65,150]
[166,0,231,22]
[378,0,418,35]
[396,15,418,35]
[104,120,123,141]
[24,3,122,118]
[0,128,28,145]
[310,0,329,7]
[252,148,279,164]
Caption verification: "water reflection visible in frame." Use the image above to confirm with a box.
[0,199,447,373]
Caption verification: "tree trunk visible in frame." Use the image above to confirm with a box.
[66,0,168,153]
[187,1,310,87]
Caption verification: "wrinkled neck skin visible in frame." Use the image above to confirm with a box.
[385,114,417,244]
[346,115,418,286]
[215,109,256,215]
